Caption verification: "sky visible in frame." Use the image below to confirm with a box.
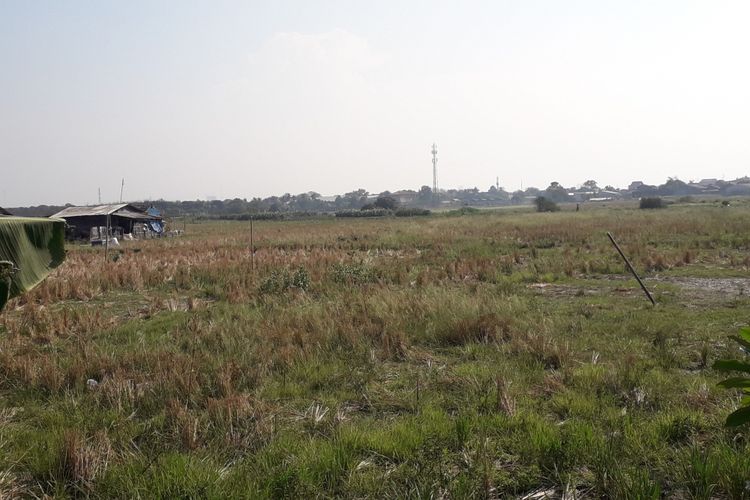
[1,0,749,206]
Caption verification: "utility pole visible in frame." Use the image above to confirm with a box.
[431,143,438,206]
[98,188,102,204]
[120,179,125,203]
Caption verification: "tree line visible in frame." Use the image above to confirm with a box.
[8,176,749,218]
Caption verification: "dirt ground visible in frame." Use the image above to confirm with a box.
[529,275,750,307]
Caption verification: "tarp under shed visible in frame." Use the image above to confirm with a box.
[0,217,66,311]
[146,207,165,234]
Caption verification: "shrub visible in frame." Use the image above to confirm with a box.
[198,212,329,221]
[373,196,398,210]
[330,263,379,285]
[534,196,560,213]
[259,267,310,294]
[394,208,431,217]
[445,207,480,217]
[335,209,391,218]
[640,197,665,209]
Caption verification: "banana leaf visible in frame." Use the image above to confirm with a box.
[0,217,66,312]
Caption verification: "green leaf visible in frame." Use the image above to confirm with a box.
[713,359,750,374]
[739,327,750,344]
[725,405,750,427]
[718,377,750,389]
[729,335,750,353]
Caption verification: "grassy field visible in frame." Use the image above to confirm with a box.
[1,200,750,498]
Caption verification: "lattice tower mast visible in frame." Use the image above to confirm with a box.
[431,143,438,202]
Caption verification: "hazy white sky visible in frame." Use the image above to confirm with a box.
[2,0,749,206]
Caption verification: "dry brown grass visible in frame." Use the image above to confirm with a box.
[0,206,748,497]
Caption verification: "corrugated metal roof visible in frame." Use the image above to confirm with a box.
[51,204,160,220]
[0,207,12,216]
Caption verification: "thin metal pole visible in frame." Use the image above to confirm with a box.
[250,218,254,272]
[104,214,111,262]
[607,231,655,306]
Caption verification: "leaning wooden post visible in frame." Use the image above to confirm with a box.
[606,231,655,306]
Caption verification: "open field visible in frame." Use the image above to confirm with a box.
[1,200,750,498]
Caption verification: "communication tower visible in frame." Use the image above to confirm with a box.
[431,143,438,205]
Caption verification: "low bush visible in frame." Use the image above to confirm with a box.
[259,267,310,294]
[198,212,329,221]
[330,263,379,285]
[335,209,392,218]
[640,197,666,209]
[394,208,431,217]
[534,196,560,213]
[445,207,480,217]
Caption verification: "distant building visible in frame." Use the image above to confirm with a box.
[392,190,418,205]
[697,178,719,187]
[51,203,163,240]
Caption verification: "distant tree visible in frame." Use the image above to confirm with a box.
[535,196,560,212]
[582,180,599,192]
[511,190,526,204]
[294,192,313,211]
[341,189,369,209]
[658,178,696,196]
[544,182,569,203]
[226,198,247,214]
[248,197,265,212]
[418,185,433,204]
[373,196,398,210]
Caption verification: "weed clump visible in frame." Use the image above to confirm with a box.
[260,267,310,294]
[436,313,514,346]
[58,430,113,491]
[331,263,379,285]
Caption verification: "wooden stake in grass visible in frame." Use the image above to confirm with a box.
[606,231,656,306]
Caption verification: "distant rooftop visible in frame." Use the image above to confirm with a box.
[51,204,161,220]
